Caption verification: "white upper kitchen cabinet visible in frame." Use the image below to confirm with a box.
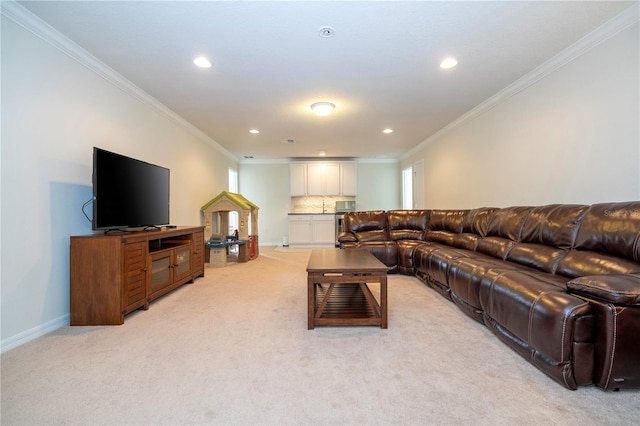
[290,163,307,196]
[307,163,340,196]
[291,161,356,196]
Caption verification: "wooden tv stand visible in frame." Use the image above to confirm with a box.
[70,226,205,325]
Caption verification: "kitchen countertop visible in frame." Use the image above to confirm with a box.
[288,212,337,215]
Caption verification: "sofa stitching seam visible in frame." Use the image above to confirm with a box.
[561,302,588,362]
[604,306,618,389]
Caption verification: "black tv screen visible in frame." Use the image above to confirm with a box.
[93,147,170,230]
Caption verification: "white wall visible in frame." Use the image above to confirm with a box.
[1,15,236,350]
[402,20,640,209]
[239,162,290,245]
[355,161,401,211]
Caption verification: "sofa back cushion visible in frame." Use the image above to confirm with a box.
[428,210,469,233]
[344,210,389,242]
[485,206,533,240]
[475,207,532,260]
[520,204,589,249]
[388,210,429,241]
[553,202,640,278]
[461,208,497,236]
[425,210,469,247]
[573,202,640,262]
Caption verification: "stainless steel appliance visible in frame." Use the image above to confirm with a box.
[335,200,356,211]
[334,201,356,247]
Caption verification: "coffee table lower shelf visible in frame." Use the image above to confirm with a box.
[313,283,382,327]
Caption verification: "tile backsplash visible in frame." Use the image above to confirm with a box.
[291,196,356,213]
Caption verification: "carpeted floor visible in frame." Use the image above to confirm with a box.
[1,247,638,425]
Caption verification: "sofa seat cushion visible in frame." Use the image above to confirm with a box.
[425,230,457,246]
[506,242,568,274]
[451,233,482,251]
[448,257,523,321]
[413,243,473,288]
[354,241,399,274]
[475,236,516,260]
[396,240,424,274]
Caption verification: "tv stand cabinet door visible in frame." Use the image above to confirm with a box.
[192,230,205,278]
[149,250,173,297]
[122,241,148,315]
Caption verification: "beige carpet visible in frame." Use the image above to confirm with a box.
[2,247,638,425]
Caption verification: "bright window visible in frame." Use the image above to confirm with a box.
[402,167,413,210]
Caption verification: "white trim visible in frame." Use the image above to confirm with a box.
[0,314,70,354]
[402,4,640,161]
[1,0,238,162]
[356,158,399,164]
[239,158,292,165]
[239,158,398,165]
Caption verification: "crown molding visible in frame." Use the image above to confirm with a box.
[238,158,291,165]
[1,0,238,163]
[238,157,398,165]
[402,3,640,161]
[356,158,400,164]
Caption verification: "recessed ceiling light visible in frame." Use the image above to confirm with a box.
[193,56,212,68]
[249,129,260,134]
[440,57,458,69]
[319,151,326,156]
[310,102,335,116]
[383,128,394,134]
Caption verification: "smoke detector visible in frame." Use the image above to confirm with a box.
[280,139,295,144]
[319,26,335,38]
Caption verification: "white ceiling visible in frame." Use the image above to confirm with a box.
[18,1,634,161]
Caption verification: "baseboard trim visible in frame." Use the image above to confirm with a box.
[1,314,69,354]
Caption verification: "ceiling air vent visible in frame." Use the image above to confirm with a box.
[281,139,295,144]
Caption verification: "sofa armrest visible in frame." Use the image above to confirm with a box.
[337,232,357,243]
[567,273,640,305]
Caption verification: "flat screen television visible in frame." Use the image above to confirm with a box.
[92,147,170,230]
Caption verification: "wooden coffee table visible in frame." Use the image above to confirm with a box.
[307,248,388,329]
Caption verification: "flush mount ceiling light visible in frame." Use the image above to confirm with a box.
[440,57,458,69]
[311,102,335,116]
[193,56,212,68]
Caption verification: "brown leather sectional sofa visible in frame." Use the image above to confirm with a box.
[338,202,640,391]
